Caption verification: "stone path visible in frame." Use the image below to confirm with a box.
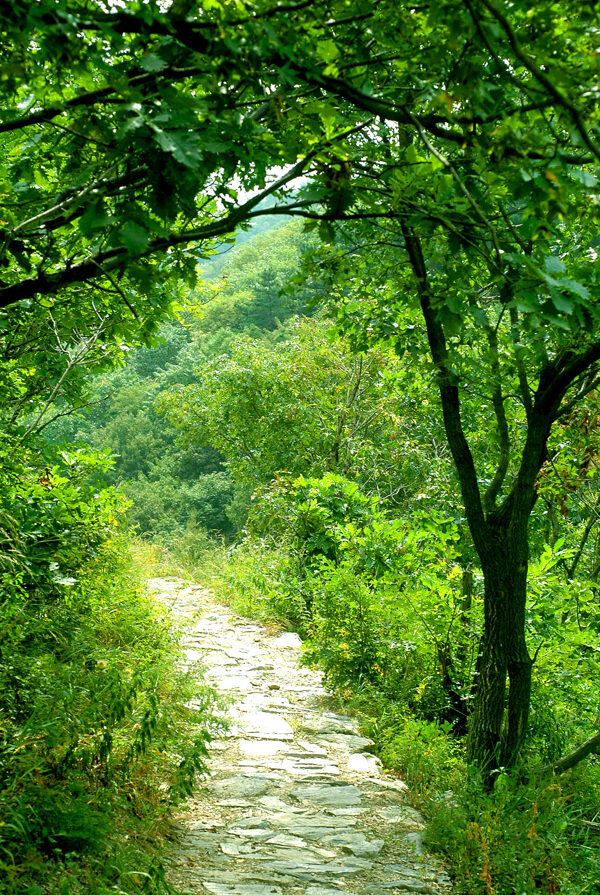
[148,578,451,895]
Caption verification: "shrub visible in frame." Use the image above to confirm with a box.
[0,450,222,894]
[427,766,600,895]
[209,537,309,631]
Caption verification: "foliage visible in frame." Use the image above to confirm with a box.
[427,767,600,895]
[370,711,466,801]
[209,538,309,632]
[0,450,221,894]
[1,0,598,309]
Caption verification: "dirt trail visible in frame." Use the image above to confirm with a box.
[149,578,451,895]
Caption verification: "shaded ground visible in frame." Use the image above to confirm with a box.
[149,578,451,895]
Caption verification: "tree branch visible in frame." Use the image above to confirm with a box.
[478,0,600,162]
[566,491,600,581]
[0,155,315,309]
[537,345,600,418]
[0,67,204,134]
[13,319,109,446]
[537,730,600,776]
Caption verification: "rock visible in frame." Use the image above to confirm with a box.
[227,819,273,840]
[367,882,431,893]
[202,885,283,895]
[239,739,290,757]
[365,775,408,793]
[321,832,385,857]
[257,795,304,813]
[281,757,340,776]
[264,833,311,849]
[297,739,329,755]
[203,650,239,666]
[300,717,357,736]
[239,694,290,711]
[210,774,276,799]
[228,828,274,840]
[184,648,206,662]
[347,753,382,774]
[273,632,303,648]
[220,841,251,856]
[291,782,362,807]
[239,711,294,740]
[267,813,357,839]
[403,831,425,855]
[261,856,371,880]
[315,733,375,751]
[328,807,364,816]
[207,672,253,691]
[376,806,425,828]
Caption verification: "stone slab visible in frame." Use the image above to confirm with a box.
[291,782,362,807]
[239,739,291,757]
[273,632,303,648]
[376,806,425,828]
[202,885,283,895]
[239,711,294,739]
[347,753,382,774]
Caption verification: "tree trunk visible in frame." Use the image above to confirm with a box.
[467,515,532,780]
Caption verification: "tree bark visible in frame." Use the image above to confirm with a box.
[466,524,533,777]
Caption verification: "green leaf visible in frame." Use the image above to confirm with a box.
[319,221,335,243]
[140,52,166,72]
[563,278,590,300]
[544,255,565,275]
[79,198,111,236]
[316,39,340,64]
[120,221,150,256]
[571,169,598,187]
[153,130,202,168]
[551,293,574,314]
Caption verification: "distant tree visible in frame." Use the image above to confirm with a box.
[194,221,320,334]
[158,319,403,494]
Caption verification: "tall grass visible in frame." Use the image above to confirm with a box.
[0,537,223,895]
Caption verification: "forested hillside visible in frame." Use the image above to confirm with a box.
[48,219,319,544]
[2,1,600,893]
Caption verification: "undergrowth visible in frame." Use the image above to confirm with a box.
[0,538,223,895]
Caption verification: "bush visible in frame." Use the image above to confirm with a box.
[0,451,222,894]
[209,538,310,631]
[364,707,465,800]
[427,766,600,895]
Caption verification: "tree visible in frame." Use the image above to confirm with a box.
[3,0,600,777]
[159,318,401,495]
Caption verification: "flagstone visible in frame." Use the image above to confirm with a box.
[148,578,451,895]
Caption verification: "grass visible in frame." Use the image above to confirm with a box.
[0,539,224,895]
